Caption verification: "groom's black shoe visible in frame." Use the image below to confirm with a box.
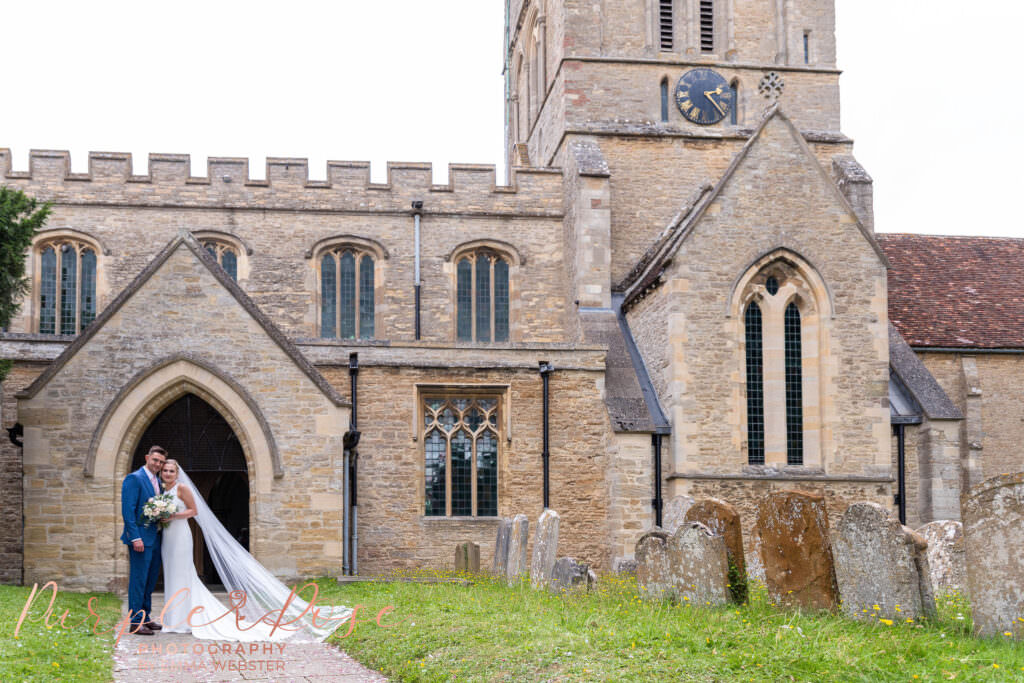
[133,624,156,636]
[143,621,163,631]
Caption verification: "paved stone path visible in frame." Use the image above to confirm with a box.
[114,592,388,682]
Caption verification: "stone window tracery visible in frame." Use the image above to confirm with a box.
[320,246,375,340]
[456,249,510,343]
[36,238,97,335]
[736,253,826,467]
[422,396,499,517]
[201,240,239,280]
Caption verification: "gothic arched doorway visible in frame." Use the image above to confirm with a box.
[130,393,249,586]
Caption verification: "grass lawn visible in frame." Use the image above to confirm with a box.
[319,571,1024,682]
[0,583,121,682]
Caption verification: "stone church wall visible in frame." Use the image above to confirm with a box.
[319,363,616,572]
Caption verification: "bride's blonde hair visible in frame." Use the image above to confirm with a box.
[162,458,180,483]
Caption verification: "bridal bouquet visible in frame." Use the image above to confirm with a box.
[142,492,177,529]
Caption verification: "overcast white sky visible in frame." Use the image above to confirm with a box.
[2,1,1021,236]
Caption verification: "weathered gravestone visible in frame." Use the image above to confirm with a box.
[961,473,1024,638]
[492,517,512,576]
[530,509,561,589]
[831,502,936,620]
[685,497,747,603]
[550,557,591,593]
[636,522,730,605]
[505,514,530,582]
[916,520,967,595]
[755,490,838,610]
[455,541,481,573]
[662,495,696,533]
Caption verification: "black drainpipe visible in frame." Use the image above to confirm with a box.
[8,423,24,585]
[539,361,554,510]
[652,433,664,528]
[343,353,361,575]
[412,201,423,340]
[893,423,906,525]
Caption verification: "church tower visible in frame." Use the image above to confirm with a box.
[504,0,863,295]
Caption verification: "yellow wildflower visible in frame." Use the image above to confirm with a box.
[879,619,893,626]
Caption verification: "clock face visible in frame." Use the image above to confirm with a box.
[674,68,733,125]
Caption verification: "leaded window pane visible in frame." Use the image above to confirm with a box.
[359,254,374,339]
[59,245,77,334]
[39,247,56,334]
[494,259,509,342]
[221,250,238,281]
[476,254,491,342]
[745,302,765,465]
[80,249,97,329]
[451,430,473,516]
[320,254,336,338]
[424,429,446,516]
[339,252,356,339]
[457,259,473,341]
[205,244,217,257]
[476,430,498,517]
[785,303,803,465]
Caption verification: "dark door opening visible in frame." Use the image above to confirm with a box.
[131,393,249,587]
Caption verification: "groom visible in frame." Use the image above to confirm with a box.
[120,445,167,635]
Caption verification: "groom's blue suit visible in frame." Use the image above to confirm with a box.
[121,467,163,625]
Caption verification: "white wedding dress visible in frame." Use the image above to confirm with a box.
[160,474,351,641]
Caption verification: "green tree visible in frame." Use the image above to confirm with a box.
[0,187,51,380]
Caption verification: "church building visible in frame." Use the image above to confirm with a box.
[1,0,1018,591]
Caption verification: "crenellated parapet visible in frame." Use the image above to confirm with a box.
[0,149,564,217]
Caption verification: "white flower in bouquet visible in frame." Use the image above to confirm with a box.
[142,492,177,529]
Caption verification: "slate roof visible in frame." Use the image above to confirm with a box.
[888,323,962,420]
[878,233,1024,349]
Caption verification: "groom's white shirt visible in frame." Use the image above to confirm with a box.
[130,468,161,544]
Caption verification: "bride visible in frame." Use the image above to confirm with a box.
[157,459,351,641]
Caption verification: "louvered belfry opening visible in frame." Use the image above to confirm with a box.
[700,0,714,52]
[131,393,249,585]
[659,0,674,50]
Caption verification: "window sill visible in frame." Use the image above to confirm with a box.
[418,516,502,524]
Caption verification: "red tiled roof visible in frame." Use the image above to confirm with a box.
[877,233,1024,349]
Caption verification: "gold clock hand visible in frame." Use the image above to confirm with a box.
[704,90,726,116]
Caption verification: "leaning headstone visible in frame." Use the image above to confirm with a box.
[530,509,561,589]
[755,490,838,610]
[961,473,1024,638]
[613,558,638,575]
[916,520,967,595]
[662,495,696,533]
[550,557,590,593]
[492,518,512,576]
[831,502,936,620]
[685,498,747,603]
[505,514,530,582]
[636,522,730,606]
[455,541,480,573]
[635,531,672,599]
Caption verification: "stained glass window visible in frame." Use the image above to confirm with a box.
[422,396,501,517]
[785,303,803,465]
[745,302,764,465]
[319,247,375,339]
[456,250,511,343]
[37,240,97,335]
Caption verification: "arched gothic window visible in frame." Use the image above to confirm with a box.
[320,247,375,340]
[201,240,239,280]
[736,255,826,467]
[37,239,97,335]
[456,250,510,342]
[423,396,500,517]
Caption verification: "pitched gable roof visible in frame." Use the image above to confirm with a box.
[18,231,347,405]
[878,233,1024,349]
[618,105,888,309]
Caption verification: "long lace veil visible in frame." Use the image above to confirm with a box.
[176,468,352,641]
